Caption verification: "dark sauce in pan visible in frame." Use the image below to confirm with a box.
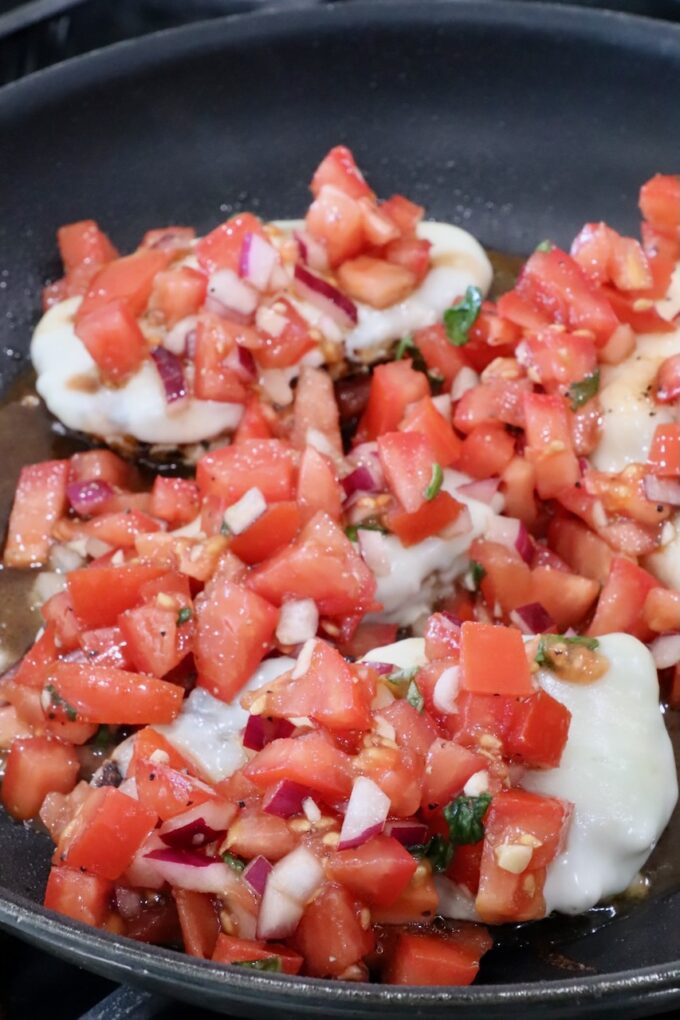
[1,250,678,972]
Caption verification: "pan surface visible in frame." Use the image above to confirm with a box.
[1,1,680,1015]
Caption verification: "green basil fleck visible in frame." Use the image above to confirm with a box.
[44,684,77,722]
[232,957,282,972]
[535,634,600,668]
[345,520,387,543]
[177,606,192,626]
[535,239,553,253]
[411,834,453,873]
[406,679,424,713]
[222,852,245,873]
[443,286,482,346]
[424,462,443,501]
[568,369,600,411]
[385,666,419,690]
[444,793,492,846]
[468,560,486,590]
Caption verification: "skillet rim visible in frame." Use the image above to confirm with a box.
[1,0,680,1011]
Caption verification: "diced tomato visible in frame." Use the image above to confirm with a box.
[291,365,343,457]
[587,556,660,641]
[496,290,551,331]
[75,299,147,385]
[124,897,182,945]
[79,626,131,669]
[172,890,220,959]
[118,599,191,678]
[222,807,298,862]
[192,313,250,403]
[379,699,438,761]
[212,934,303,975]
[42,661,184,725]
[306,185,365,267]
[523,392,579,499]
[229,501,301,564]
[571,222,653,291]
[58,220,118,273]
[337,256,416,309]
[378,431,438,513]
[77,250,168,321]
[501,456,537,527]
[134,760,222,821]
[13,623,59,688]
[547,515,613,585]
[519,329,597,389]
[384,930,492,987]
[516,248,619,344]
[400,396,462,466]
[656,354,680,404]
[421,740,487,816]
[413,323,468,387]
[129,726,192,773]
[196,439,295,504]
[648,423,680,478]
[296,446,343,522]
[233,395,274,442]
[311,146,374,201]
[530,567,599,631]
[353,743,423,818]
[471,539,533,615]
[44,866,113,927]
[149,266,207,327]
[383,236,431,283]
[380,194,424,234]
[141,226,196,253]
[325,835,416,908]
[338,621,398,659]
[643,587,680,633]
[248,511,377,618]
[454,379,529,434]
[83,509,161,548]
[55,786,157,880]
[195,213,266,274]
[602,285,675,334]
[245,731,353,802]
[3,459,69,568]
[639,174,680,234]
[67,563,166,628]
[641,221,679,299]
[460,622,533,696]
[456,422,515,480]
[506,690,571,768]
[69,449,139,488]
[424,612,461,661]
[253,639,373,732]
[194,575,278,703]
[150,477,200,526]
[371,863,438,924]
[387,490,465,546]
[0,705,30,750]
[356,360,429,443]
[291,883,375,978]
[2,681,96,745]
[2,735,80,821]
[447,841,484,895]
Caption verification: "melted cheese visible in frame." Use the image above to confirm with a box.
[364,634,677,920]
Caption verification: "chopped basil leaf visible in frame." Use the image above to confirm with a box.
[535,239,553,253]
[568,369,600,411]
[411,834,453,873]
[443,286,482,346]
[444,793,492,846]
[468,559,486,590]
[386,665,419,688]
[424,462,443,501]
[92,725,116,747]
[222,851,245,873]
[44,684,77,722]
[220,519,231,536]
[177,606,193,626]
[345,520,387,543]
[535,634,600,667]
[394,334,428,373]
[406,679,424,713]
[233,957,282,972]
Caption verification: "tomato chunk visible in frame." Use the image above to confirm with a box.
[77,250,168,320]
[44,866,112,927]
[355,360,429,443]
[4,459,69,568]
[195,213,266,274]
[384,930,492,987]
[67,563,167,628]
[400,396,462,466]
[387,490,465,546]
[326,835,417,908]
[42,662,184,725]
[378,430,438,513]
[506,690,571,769]
[460,622,533,696]
[639,174,680,234]
[291,883,375,978]
[213,934,303,974]
[192,313,249,404]
[587,556,659,641]
[311,146,374,201]
[244,732,353,802]
[648,423,680,478]
[197,439,295,504]
[2,736,80,821]
[173,889,220,959]
[337,256,416,309]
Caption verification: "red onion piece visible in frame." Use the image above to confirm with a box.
[457,477,500,505]
[144,848,237,894]
[239,232,279,291]
[207,268,258,321]
[159,799,236,849]
[224,344,257,382]
[364,661,396,676]
[293,264,358,328]
[651,632,680,669]
[243,855,272,897]
[644,474,680,506]
[510,603,555,636]
[342,465,381,498]
[384,820,429,847]
[66,479,114,517]
[294,229,329,272]
[578,456,590,477]
[150,346,188,405]
[338,776,390,850]
[485,515,534,564]
[263,779,310,818]
[256,846,324,940]
[242,715,295,752]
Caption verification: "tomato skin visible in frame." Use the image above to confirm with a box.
[291,883,375,978]
[248,511,377,618]
[311,146,374,201]
[384,931,491,987]
[58,220,118,273]
[305,185,365,267]
[149,266,207,327]
[67,563,167,629]
[355,360,429,443]
[460,622,533,697]
[400,396,462,467]
[196,213,266,274]
[378,430,438,513]
[587,556,659,641]
[2,736,80,821]
[213,934,304,975]
[55,786,158,881]
[4,459,69,568]
[456,423,515,480]
[447,841,484,895]
[639,174,680,234]
[192,313,249,404]
[641,221,679,298]
[42,662,184,725]
[506,690,571,769]
[77,250,168,320]
[44,866,113,927]
[194,576,278,703]
[244,732,353,802]
[196,439,295,504]
[337,256,416,309]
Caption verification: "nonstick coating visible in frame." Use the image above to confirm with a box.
[1,2,680,1016]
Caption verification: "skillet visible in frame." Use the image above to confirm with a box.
[1,1,680,1015]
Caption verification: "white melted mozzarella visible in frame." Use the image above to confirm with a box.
[155,657,294,783]
[591,266,680,472]
[364,634,677,920]
[367,470,502,626]
[31,298,243,446]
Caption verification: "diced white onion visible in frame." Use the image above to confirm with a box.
[276,599,319,646]
[223,487,267,535]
